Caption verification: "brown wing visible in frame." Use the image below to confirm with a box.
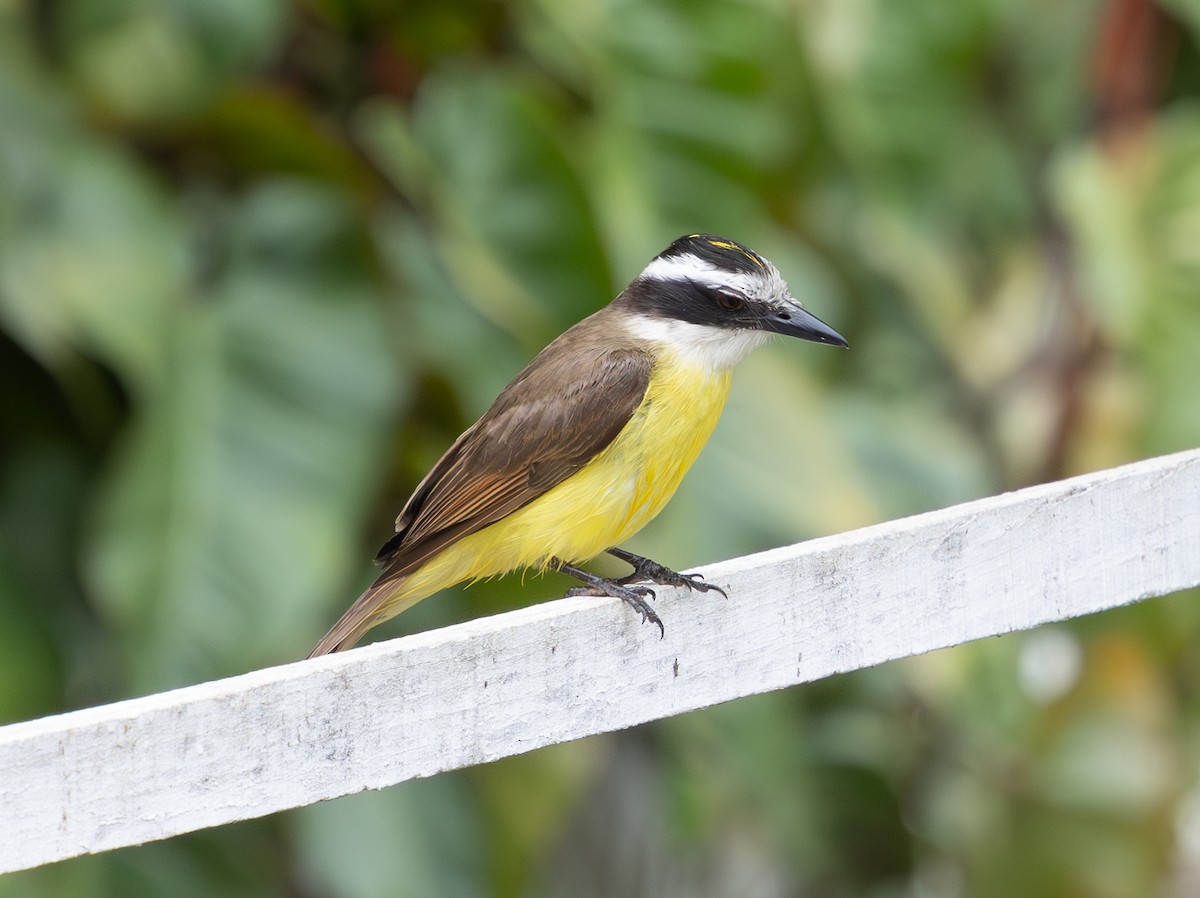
[373,343,653,581]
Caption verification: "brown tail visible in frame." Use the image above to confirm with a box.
[307,575,407,658]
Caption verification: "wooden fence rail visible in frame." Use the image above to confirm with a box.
[2,448,1199,875]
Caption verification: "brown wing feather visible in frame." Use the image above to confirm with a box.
[307,321,654,657]
[375,342,653,582]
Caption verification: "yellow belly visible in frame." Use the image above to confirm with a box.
[393,352,732,606]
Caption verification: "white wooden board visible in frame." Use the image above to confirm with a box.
[2,449,1199,874]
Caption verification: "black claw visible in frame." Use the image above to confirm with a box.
[554,548,725,638]
[681,572,728,599]
[606,547,728,599]
[557,558,666,636]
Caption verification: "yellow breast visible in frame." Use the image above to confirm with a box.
[395,348,732,602]
[589,352,733,545]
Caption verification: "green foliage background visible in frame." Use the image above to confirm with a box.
[3,0,1200,895]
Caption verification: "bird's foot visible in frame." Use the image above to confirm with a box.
[606,547,728,599]
[553,558,664,637]
[566,582,663,637]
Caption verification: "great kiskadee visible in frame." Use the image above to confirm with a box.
[308,234,846,657]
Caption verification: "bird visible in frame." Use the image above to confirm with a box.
[307,234,847,657]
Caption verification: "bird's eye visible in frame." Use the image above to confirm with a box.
[713,287,746,311]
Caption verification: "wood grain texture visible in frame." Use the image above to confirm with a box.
[2,449,1198,874]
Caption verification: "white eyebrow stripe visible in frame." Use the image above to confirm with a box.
[638,255,769,298]
[639,254,720,283]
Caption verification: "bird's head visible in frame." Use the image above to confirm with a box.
[617,233,847,370]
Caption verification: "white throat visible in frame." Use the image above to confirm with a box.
[623,315,770,372]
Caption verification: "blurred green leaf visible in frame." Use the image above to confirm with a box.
[293,778,485,898]
[86,182,398,688]
[56,0,288,121]
[0,40,181,391]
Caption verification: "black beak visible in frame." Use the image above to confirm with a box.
[761,299,848,348]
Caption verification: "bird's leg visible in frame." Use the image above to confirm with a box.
[552,558,664,637]
[606,547,728,598]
